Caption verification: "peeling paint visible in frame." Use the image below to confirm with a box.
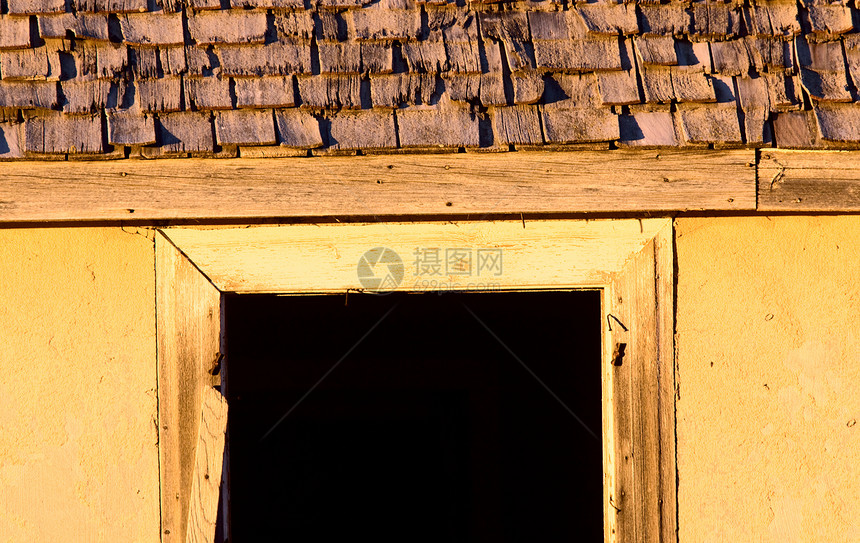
[768,494,804,543]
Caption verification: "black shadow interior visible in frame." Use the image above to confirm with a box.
[224,290,603,542]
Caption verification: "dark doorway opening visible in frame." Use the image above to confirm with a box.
[224,290,603,542]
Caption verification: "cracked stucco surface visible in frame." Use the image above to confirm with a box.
[0,227,159,543]
[676,216,860,542]
[0,219,858,541]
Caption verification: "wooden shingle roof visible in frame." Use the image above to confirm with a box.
[0,0,857,159]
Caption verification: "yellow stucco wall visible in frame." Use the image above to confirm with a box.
[0,227,159,543]
[0,219,857,542]
[676,216,860,542]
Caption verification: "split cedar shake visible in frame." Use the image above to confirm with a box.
[0,0,856,158]
[0,1,857,213]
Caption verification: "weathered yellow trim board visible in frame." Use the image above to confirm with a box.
[156,235,223,543]
[161,219,668,294]
[158,219,678,543]
[0,150,754,221]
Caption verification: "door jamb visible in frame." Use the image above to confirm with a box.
[155,218,677,543]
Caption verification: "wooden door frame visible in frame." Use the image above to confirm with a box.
[155,218,677,543]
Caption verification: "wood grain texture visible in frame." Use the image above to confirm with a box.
[759,150,860,210]
[186,387,229,543]
[161,219,668,294]
[609,221,675,543]
[156,233,222,543]
[0,150,755,222]
[602,288,617,542]
[654,222,677,543]
[632,239,661,543]
[611,242,654,542]
[158,219,677,541]
[609,277,634,543]
[163,218,676,541]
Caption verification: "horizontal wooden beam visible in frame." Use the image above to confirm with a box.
[759,150,860,211]
[0,150,755,222]
[162,219,670,293]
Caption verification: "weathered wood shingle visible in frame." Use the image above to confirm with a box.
[218,41,312,76]
[396,103,480,148]
[796,38,852,102]
[511,72,543,104]
[0,0,856,158]
[61,79,114,112]
[641,67,717,104]
[532,38,623,72]
[541,106,619,144]
[634,36,678,67]
[235,76,296,108]
[38,13,110,41]
[0,80,57,109]
[773,110,820,147]
[638,4,690,36]
[370,73,436,107]
[318,41,362,74]
[0,16,31,50]
[136,76,183,111]
[480,11,535,72]
[619,111,680,147]
[157,111,214,153]
[25,112,104,154]
[325,110,396,150]
[107,109,156,145]
[72,43,129,79]
[1,47,51,80]
[360,42,394,74]
[492,104,543,146]
[0,121,24,158]
[573,3,638,36]
[238,0,303,9]
[401,37,448,73]
[689,2,743,39]
[746,3,800,38]
[441,14,481,73]
[7,0,65,15]
[297,75,361,109]
[710,40,751,76]
[349,6,421,41]
[188,10,268,45]
[806,4,853,37]
[273,11,314,38]
[129,46,160,78]
[159,46,186,75]
[814,104,860,142]
[275,108,322,148]
[215,109,276,145]
[120,13,185,46]
[74,0,147,13]
[677,105,743,145]
[184,76,232,110]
